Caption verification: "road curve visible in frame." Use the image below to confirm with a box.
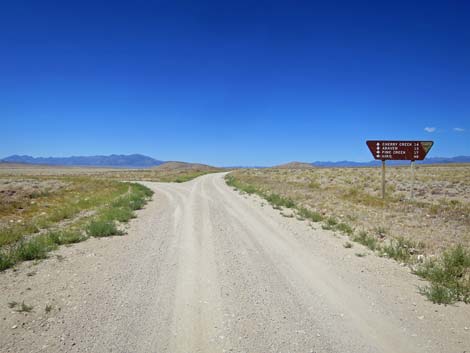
[1,172,469,353]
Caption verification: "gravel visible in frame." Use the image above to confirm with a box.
[0,173,469,352]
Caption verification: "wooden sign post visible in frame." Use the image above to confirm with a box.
[381,160,386,199]
[366,141,434,199]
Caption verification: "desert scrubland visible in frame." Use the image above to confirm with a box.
[226,164,470,304]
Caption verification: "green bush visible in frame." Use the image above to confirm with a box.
[0,223,40,247]
[240,184,258,194]
[265,193,295,208]
[322,217,338,230]
[101,206,135,223]
[16,237,56,261]
[86,220,123,237]
[336,222,354,235]
[326,217,338,227]
[297,207,323,222]
[419,284,457,305]
[48,230,86,245]
[0,253,14,271]
[128,196,146,210]
[225,175,259,194]
[225,175,237,187]
[131,183,154,198]
[353,231,378,251]
[381,237,414,263]
[109,185,152,213]
[49,206,79,222]
[415,245,470,304]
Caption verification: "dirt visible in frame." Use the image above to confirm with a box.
[229,166,470,253]
[0,173,469,352]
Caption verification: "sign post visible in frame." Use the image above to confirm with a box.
[381,160,386,199]
[366,141,434,200]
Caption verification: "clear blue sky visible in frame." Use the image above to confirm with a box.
[2,0,469,166]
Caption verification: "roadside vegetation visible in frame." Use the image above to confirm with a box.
[225,166,470,305]
[99,169,222,183]
[0,178,153,271]
[415,245,470,304]
[173,171,215,183]
[0,163,221,272]
[0,164,222,183]
[0,177,130,246]
[226,175,297,210]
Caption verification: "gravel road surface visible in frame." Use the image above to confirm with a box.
[1,172,469,353]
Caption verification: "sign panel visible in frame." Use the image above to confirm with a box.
[366,140,433,161]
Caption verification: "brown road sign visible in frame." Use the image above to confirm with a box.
[366,140,433,161]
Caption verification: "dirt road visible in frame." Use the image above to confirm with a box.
[1,173,469,352]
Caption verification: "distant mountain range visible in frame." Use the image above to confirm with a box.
[311,156,470,167]
[0,154,164,168]
[1,154,469,169]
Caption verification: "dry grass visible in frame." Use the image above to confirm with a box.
[228,164,470,255]
[0,172,155,271]
[0,165,217,257]
[0,163,223,182]
[0,177,130,246]
[227,164,470,303]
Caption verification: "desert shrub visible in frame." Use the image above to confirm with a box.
[128,195,146,210]
[265,193,295,208]
[415,245,470,304]
[16,236,56,261]
[336,222,354,235]
[131,183,154,198]
[322,217,338,230]
[381,237,415,263]
[0,253,14,271]
[49,206,79,222]
[225,175,259,194]
[353,231,378,251]
[297,207,323,222]
[86,220,123,237]
[48,230,86,245]
[101,206,135,223]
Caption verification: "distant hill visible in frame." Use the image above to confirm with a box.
[312,156,470,167]
[154,161,219,171]
[1,154,164,168]
[273,162,315,169]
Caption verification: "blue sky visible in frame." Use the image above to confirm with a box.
[1,0,469,166]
